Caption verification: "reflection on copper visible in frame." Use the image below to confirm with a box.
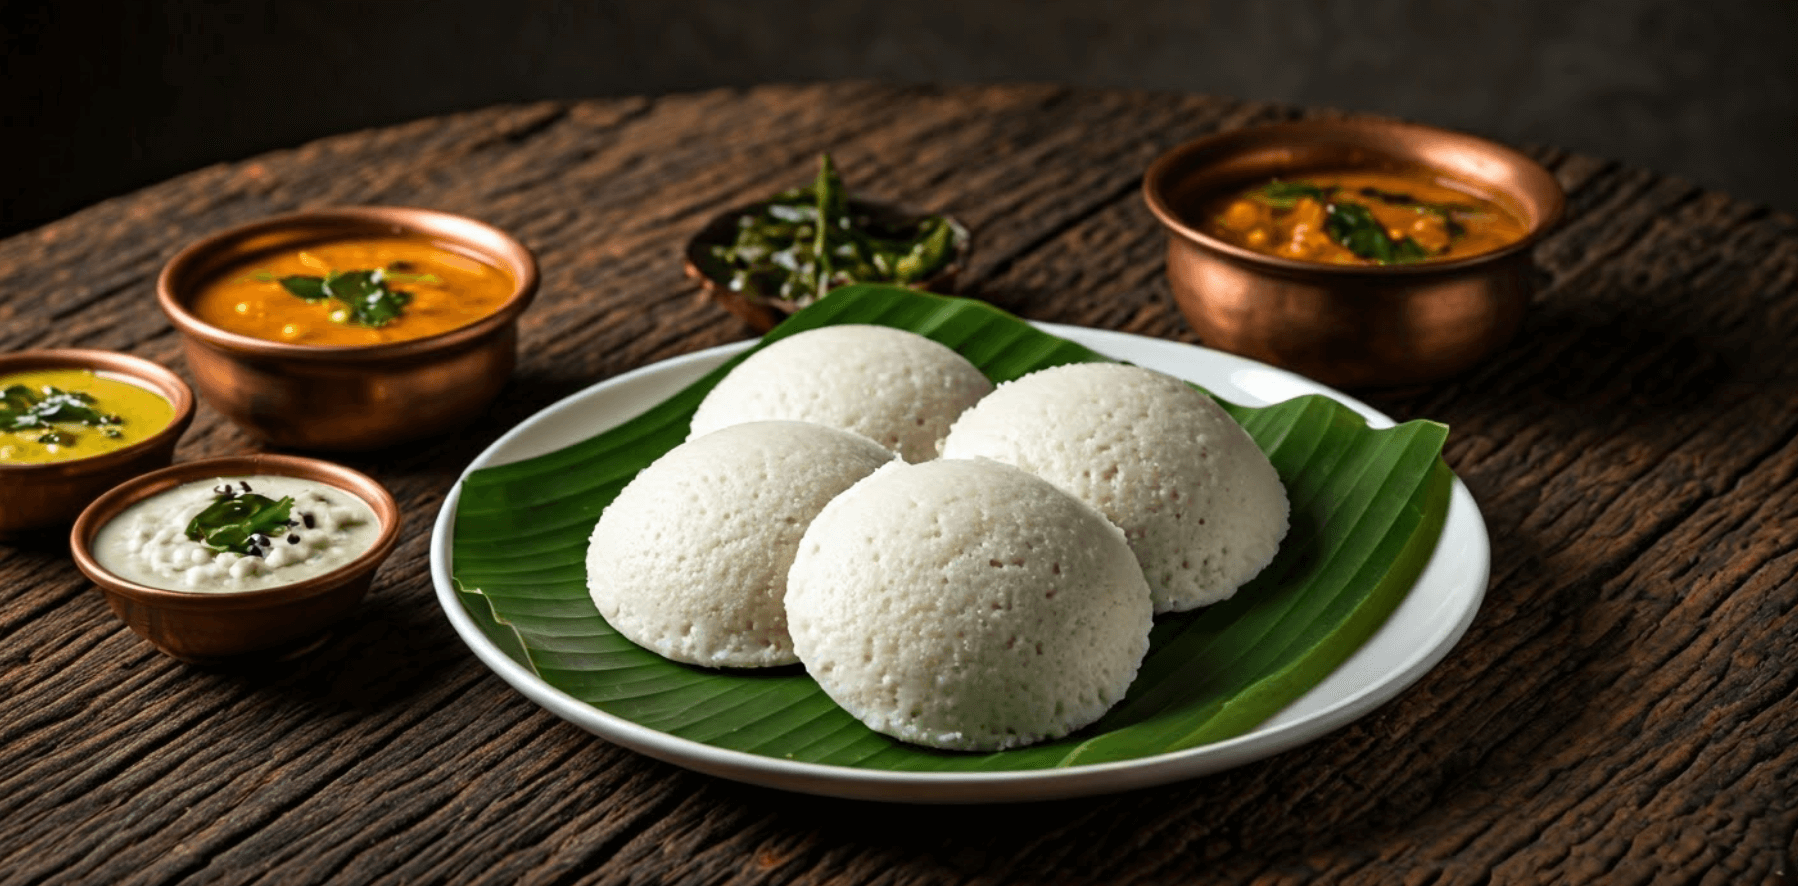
[1143,119,1565,388]
[157,207,539,450]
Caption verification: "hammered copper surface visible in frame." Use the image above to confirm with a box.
[157,206,539,450]
[683,199,970,332]
[0,349,195,537]
[69,454,401,664]
[1142,119,1565,388]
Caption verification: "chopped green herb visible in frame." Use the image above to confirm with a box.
[0,384,122,443]
[1257,180,1333,209]
[278,274,328,302]
[1,384,38,414]
[185,492,295,556]
[274,265,417,328]
[1323,201,1431,265]
[1355,186,1473,239]
[699,153,963,307]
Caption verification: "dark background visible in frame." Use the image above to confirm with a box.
[3,0,1794,237]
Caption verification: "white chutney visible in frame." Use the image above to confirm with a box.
[91,475,381,593]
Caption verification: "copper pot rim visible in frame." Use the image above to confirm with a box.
[0,348,196,478]
[1142,118,1567,279]
[69,453,402,610]
[157,205,540,363]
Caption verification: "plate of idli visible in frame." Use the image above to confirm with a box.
[431,287,1487,803]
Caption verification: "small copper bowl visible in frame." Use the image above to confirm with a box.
[157,206,539,450]
[0,349,195,537]
[1143,119,1565,388]
[684,199,971,332]
[70,454,400,664]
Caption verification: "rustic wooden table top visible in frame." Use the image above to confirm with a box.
[3,83,1795,885]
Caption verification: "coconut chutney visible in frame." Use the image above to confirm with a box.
[92,475,381,592]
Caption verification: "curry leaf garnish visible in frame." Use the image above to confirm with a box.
[2,384,38,413]
[1323,201,1430,264]
[1258,179,1333,209]
[186,492,295,556]
[888,217,957,283]
[699,153,963,307]
[1356,187,1472,239]
[276,267,415,328]
[0,385,121,433]
[278,275,329,302]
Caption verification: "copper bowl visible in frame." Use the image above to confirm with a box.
[684,198,971,332]
[157,206,539,450]
[70,454,400,664]
[0,349,195,537]
[1143,119,1565,388]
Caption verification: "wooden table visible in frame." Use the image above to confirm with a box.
[3,83,1794,885]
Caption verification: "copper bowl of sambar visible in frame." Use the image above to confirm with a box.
[157,206,539,450]
[1143,119,1564,388]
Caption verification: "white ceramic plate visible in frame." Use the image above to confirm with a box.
[429,324,1489,803]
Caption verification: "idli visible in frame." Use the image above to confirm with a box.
[586,420,896,668]
[786,458,1152,751]
[688,324,992,463]
[941,362,1289,613]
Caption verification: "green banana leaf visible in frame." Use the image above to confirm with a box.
[450,284,1452,770]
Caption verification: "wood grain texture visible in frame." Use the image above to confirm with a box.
[1,83,1793,885]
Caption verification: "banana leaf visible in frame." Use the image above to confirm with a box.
[450,284,1452,770]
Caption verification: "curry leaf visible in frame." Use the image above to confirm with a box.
[274,269,415,328]
[279,275,328,302]
[186,493,295,555]
[702,154,962,307]
[1258,179,1332,209]
[2,384,39,412]
[1,385,117,431]
[1324,201,1429,264]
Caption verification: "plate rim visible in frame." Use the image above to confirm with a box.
[428,323,1488,803]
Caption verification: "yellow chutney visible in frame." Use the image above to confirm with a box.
[0,369,175,465]
[188,236,516,346]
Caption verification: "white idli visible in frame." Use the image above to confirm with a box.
[586,420,896,668]
[941,362,1289,613]
[786,458,1152,751]
[687,324,993,463]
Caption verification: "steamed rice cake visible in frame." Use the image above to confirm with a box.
[786,458,1152,751]
[687,324,992,463]
[941,362,1289,612]
[586,420,896,668]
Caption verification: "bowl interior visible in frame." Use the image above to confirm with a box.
[1144,119,1566,271]
[685,198,970,298]
[158,206,540,357]
[0,349,195,474]
[70,453,402,609]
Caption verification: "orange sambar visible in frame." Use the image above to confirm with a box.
[1201,169,1530,266]
[189,236,516,346]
